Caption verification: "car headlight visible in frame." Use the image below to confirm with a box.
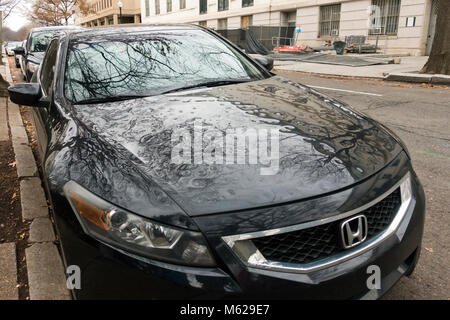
[63,181,216,267]
[27,62,39,73]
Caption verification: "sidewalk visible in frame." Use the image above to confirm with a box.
[0,56,70,300]
[273,55,450,84]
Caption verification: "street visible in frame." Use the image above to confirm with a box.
[277,70,450,299]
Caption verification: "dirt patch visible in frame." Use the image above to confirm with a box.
[20,107,41,167]
[1,56,32,299]
[0,75,9,97]
[0,140,31,300]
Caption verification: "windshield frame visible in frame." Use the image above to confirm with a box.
[28,31,58,53]
[62,27,273,105]
[28,28,81,53]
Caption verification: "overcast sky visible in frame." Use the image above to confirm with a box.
[4,2,32,31]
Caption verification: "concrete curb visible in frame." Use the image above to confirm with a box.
[272,68,384,81]
[26,243,71,300]
[0,97,8,141]
[2,56,70,300]
[384,72,450,84]
[0,243,18,300]
[273,68,450,85]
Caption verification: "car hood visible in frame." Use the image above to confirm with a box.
[72,76,402,216]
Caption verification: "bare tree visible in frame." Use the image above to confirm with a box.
[421,1,450,75]
[28,0,90,26]
[0,0,23,20]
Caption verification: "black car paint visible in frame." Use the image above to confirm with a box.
[50,151,425,299]
[67,76,402,216]
[22,25,424,299]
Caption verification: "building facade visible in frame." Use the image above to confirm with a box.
[78,0,142,27]
[140,0,439,56]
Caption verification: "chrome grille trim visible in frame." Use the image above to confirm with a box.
[222,173,413,273]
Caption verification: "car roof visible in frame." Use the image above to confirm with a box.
[68,24,203,41]
[30,26,85,34]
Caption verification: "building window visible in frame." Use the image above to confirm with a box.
[242,0,253,8]
[145,0,150,16]
[369,0,401,35]
[319,4,341,37]
[167,0,172,12]
[155,0,160,15]
[241,15,252,28]
[218,0,229,11]
[217,18,227,30]
[200,0,207,14]
[180,0,186,9]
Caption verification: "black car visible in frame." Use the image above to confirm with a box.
[19,40,27,80]
[13,26,84,82]
[8,25,425,300]
[4,41,21,67]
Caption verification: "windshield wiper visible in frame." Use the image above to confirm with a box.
[161,79,254,94]
[74,95,149,105]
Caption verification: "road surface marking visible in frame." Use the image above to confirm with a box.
[309,85,383,97]
[415,149,450,161]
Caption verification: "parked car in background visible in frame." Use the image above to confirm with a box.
[8,25,425,300]
[13,26,84,82]
[19,40,27,79]
[5,41,21,57]
[13,43,23,68]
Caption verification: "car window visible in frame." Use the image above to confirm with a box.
[40,40,59,95]
[64,29,267,104]
[29,31,59,52]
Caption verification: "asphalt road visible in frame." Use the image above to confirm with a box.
[277,71,450,300]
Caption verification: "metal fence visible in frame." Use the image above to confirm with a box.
[217,26,296,51]
[369,0,401,35]
[248,26,296,50]
[319,4,341,37]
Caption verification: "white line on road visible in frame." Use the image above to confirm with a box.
[308,85,383,97]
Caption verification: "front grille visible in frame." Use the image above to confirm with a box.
[252,188,402,265]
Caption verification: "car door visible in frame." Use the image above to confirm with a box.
[32,39,59,161]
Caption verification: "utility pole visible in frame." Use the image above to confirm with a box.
[0,11,3,66]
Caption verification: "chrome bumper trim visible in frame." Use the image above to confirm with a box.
[222,173,413,273]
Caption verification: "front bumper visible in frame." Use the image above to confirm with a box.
[52,156,425,300]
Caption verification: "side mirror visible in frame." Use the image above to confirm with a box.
[254,56,274,71]
[8,83,48,107]
[13,46,25,55]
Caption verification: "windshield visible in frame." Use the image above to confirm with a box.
[30,31,59,52]
[64,29,268,104]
